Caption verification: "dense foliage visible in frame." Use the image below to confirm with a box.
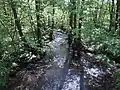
[0,0,120,88]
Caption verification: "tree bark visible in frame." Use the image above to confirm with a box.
[109,0,115,31]
[35,0,42,45]
[52,0,55,29]
[115,0,120,31]
[68,0,74,47]
[48,15,51,27]
[73,0,77,29]
[69,0,74,29]
[78,0,85,90]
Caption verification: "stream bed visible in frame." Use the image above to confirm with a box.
[35,29,115,90]
[7,29,116,90]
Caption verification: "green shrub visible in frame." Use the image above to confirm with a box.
[115,69,120,88]
[0,61,10,88]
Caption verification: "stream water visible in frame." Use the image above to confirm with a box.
[33,29,115,90]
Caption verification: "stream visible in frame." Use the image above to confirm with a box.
[6,29,115,90]
[34,29,115,90]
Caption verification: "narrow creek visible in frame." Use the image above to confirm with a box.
[34,29,115,90]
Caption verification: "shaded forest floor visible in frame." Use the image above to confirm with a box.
[4,29,118,90]
[7,51,117,90]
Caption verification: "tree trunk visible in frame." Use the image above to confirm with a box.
[68,0,74,47]
[48,15,51,27]
[115,0,120,31]
[48,0,55,41]
[109,0,115,31]
[73,0,77,29]
[78,0,85,90]
[52,0,55,29]
[35,0,42,46]
[69,0,73,29]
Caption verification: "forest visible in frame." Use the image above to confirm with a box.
[0,0,120,90]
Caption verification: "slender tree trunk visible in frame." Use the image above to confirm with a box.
[68,0,74,47]
[115,0,120,32]
[48,15,51,27]
[48,0,55,41]
[78,0,85,90]
[78,0,84,44]
[69,0,74,29]
[109,0,115,31]
[93,7,99,28]
[68,0,77,47]
[52,0,55,29]
[73,0,77,29]
[60,10,65,30]
[35,0,42,46]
